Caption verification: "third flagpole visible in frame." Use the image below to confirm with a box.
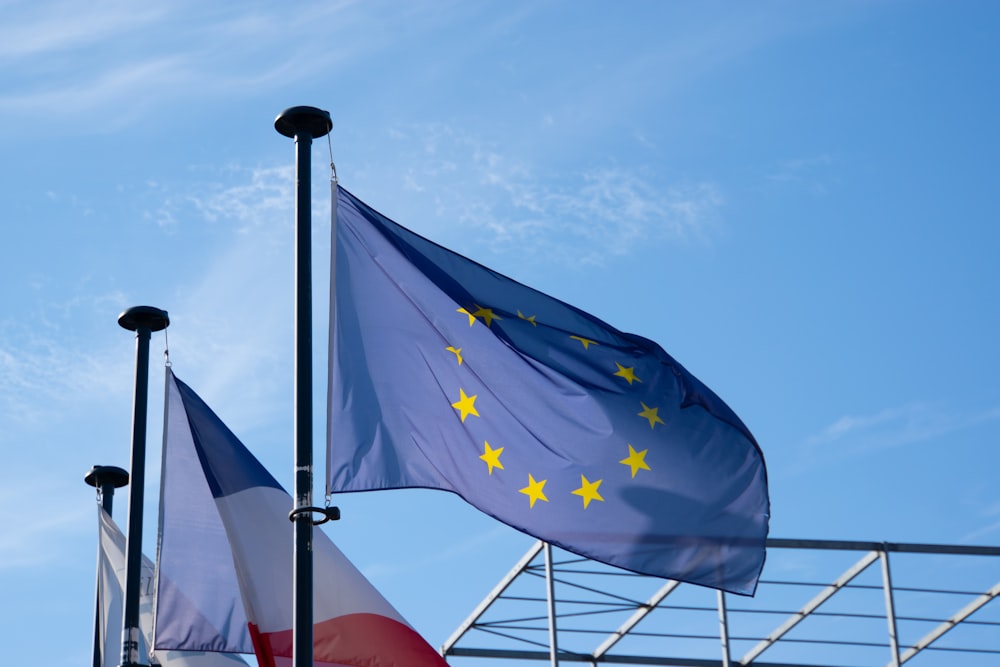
[275,105,332,667]
[86,465,129,667]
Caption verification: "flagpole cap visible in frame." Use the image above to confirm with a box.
[117,306,170,332]
[84,465,129,489]
[274,105,332,139]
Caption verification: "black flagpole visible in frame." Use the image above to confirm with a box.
[274,105,332,667]
[117,306,169,667]
[86,465,129,667]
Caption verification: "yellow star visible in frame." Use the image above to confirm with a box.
[613,362,641,385]
[570,335,598,350]
[451,388,479,422]
[473,305,502,327]
[519,474,548,508]
[446,346,463,365]
[479,441,504,475]
[457,307,476,326]
[571,475,604,509]
[619,444,651,478]
[638,402,664,429]
[517,310,537,326]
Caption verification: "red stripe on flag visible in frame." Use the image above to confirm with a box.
[253,613,448,667]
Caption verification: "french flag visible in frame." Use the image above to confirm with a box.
[155,369,448,667]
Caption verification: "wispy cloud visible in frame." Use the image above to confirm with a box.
[0,291,135,427]
[0,1,366,133]
[763,154,834,195]
[0,160,304,456]
[144,163,311,431]
[960,499,1000,543]
[792,402,1000,474]
[359,523,511,581]
[362,123,722,266]
[0,2,167,59]
[0,57,190,123]
[0,481,93,569]
[806,403,999,449]
[963,516,1000,543]
[180,165,295,235]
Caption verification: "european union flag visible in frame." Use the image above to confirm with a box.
[327,186,769,595]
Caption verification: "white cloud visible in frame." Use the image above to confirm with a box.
[763,154,834,195]
[0,1,368,134]
[0,481,93,569]
[359,523,510,581]
[0,1,167,59]
[144,163,322,432]
[0,160,310,475]
[0,291,135,427]
[807,403,999,449]
[807,406,912,445]
[798,402,1000,470]
[0,56,193,129]
[362,123,722,266]
[963,517,1000,543]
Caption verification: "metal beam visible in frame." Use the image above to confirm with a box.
[766,538,1000,556]
[591,579,682,660]
[740,550,880,665]
[446,539,1000,666]
[879,550,900,667]
[717,591,730,667]
[442,540,545,655]
[448,647,855,667]
[545,543,560,667]
[896,579,1000,665]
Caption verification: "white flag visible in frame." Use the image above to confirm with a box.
[96,507,248,667]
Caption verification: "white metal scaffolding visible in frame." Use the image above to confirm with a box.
[442,538,1000,667]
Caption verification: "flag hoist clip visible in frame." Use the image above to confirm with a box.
[288,504,340,526]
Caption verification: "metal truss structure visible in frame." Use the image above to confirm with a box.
[442,538,1000,667]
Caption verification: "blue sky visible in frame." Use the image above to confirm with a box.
[1,1,998,665]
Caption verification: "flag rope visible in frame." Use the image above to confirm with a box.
[326,130,336,185]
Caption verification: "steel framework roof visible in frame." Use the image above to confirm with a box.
[442,538,1000,667]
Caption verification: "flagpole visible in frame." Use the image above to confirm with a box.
[274,105,332,667]
[117,306,169,667]
[86,465,129,667]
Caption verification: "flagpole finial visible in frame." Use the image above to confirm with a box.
[275,106,332,139]
[117,306,169,332]
[85,465,129,490]
[85,464,128,516]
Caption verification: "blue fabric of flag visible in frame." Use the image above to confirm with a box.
[155,371,255,654]
[171,374,283,499]
[327,186,770,595]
